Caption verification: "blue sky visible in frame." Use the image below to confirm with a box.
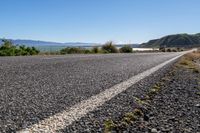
[0,0,200,43]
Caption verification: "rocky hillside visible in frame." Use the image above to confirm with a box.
[141,33,200,48]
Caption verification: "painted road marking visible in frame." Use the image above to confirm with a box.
[18,53,187,133]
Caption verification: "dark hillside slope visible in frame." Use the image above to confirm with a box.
[141,33,200,48]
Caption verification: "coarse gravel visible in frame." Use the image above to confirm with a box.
[126,64,200,133]
[0,52,184,132]
[60,58,200,133]
[59,57,177,133]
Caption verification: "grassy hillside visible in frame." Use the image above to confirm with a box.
[141,33,200,48]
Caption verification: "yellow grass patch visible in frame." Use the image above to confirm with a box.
[177,50,200,73]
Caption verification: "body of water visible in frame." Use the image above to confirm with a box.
[36,46,159,52]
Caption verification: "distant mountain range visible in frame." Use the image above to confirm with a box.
[140,33,200,48]
[0,39,139,52]
[0,39,98,47]
[0,39,139,48]
[2,33,199,49]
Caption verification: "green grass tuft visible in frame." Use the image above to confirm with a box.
[104,119,115,133]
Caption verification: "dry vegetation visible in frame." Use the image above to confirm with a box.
[177,50,200,73]
[104,108,144,133]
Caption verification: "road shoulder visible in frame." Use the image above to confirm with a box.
[105,51,200,133]
[60,51,200,133]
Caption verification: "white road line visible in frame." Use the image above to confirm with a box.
[18,53,186,133]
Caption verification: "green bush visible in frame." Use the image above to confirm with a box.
[172,49,178,52]
[101,41,119,53]
[0,40,40,56]
[67,47,83,54]
[84,49,92,54]
[60,47,89,54]
[159,47,166,52]
[119,45,133,53]
[166,48,172,52]
[60,47,69,54]
[91,46,99,53]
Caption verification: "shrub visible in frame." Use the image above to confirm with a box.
[159,47,166,52]
[119,45,133,53]
[91,46,99,53]
[60,47,69,54]
[30,47,40,55]
[83,49,92,54]
[101,41,119,53]
[172,49,178,52]
[60,47,89,54]
[166,48,172,52]
[67,47,83,54]
[0,40,40,56]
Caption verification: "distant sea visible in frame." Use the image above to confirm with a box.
[35,46,96,52]
[35,46,67,52]
[35,46,158,52]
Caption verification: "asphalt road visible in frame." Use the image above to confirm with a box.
[0,52,184,132]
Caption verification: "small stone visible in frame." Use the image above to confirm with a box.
[143,114,149,121]
[195,104,200,107]
[151,128,158,133]
[169,116,176,122]
[161,127,171,132]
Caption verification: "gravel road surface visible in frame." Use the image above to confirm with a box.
[0,53,184,132]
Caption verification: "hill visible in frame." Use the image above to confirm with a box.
[140,33,200,48]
